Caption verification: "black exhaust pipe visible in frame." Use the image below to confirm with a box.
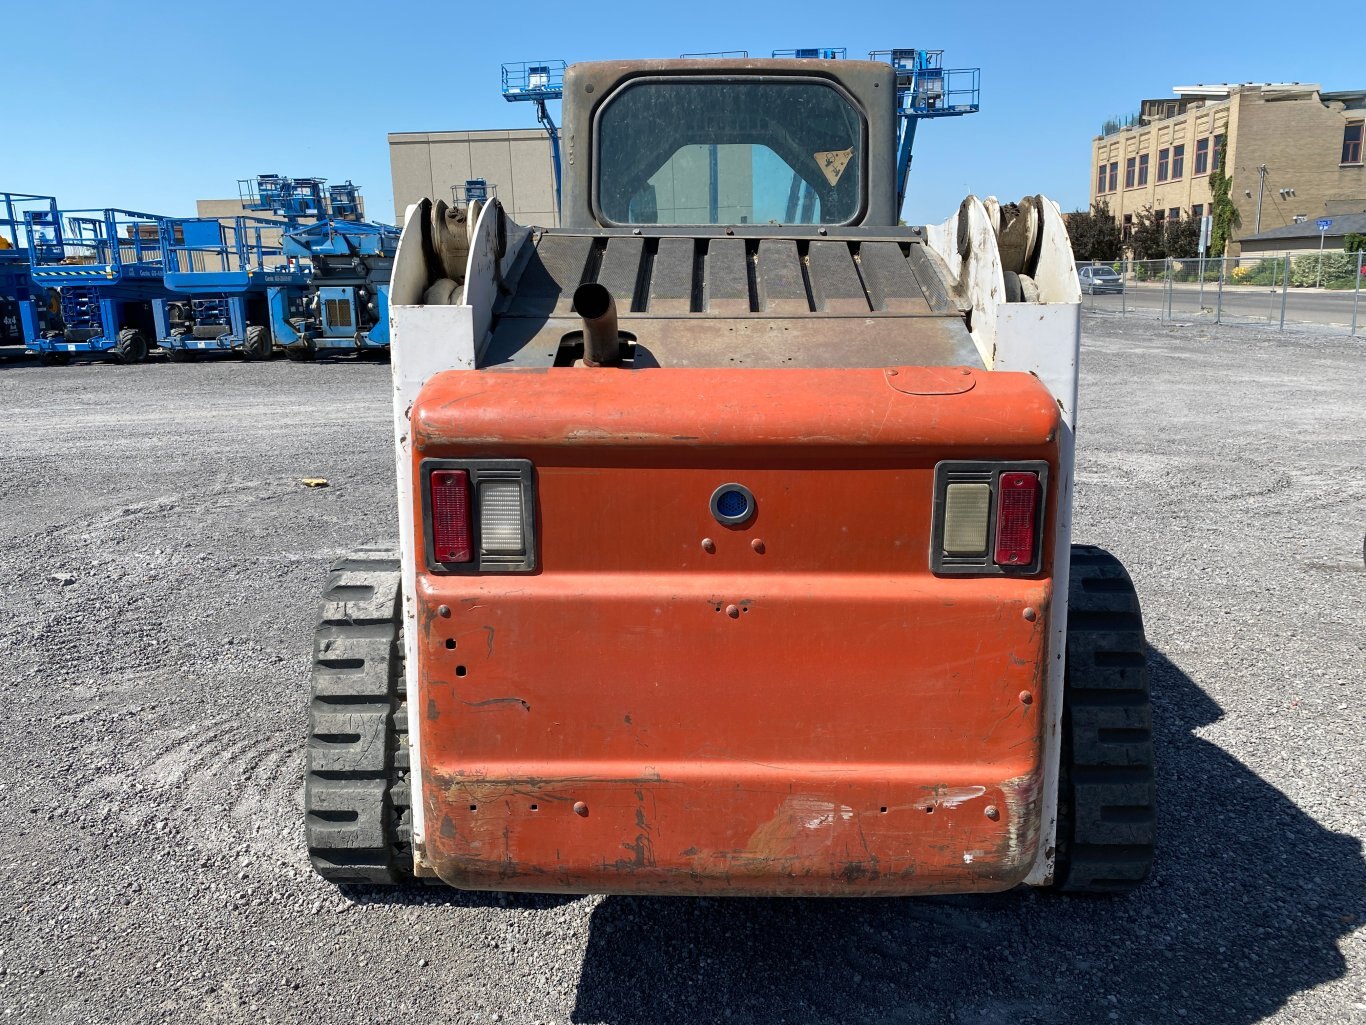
[572,282,620,367]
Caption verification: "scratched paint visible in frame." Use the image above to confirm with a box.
[409,363,1058,896]
[935,785,988,809]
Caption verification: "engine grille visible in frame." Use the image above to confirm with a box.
[324,298,353,328]
[502,232,952,319]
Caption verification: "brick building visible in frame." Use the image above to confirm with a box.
[1089,83,1366,254]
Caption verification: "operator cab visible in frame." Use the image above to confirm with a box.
[559,59,900,230]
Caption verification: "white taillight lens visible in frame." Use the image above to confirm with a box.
[943,482,991,555]
[479,481,526,555]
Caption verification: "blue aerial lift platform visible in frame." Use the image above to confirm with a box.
[1,191,59,347]
[155,214,310,360]
[22,207,173,364]
[868,49,980,211]
[501,61,565,213]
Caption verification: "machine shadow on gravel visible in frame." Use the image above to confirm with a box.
[341,884,578,912]
[572,649,1366,1025]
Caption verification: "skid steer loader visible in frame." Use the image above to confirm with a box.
[305,57,1155,896]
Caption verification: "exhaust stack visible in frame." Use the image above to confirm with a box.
[572,282,620,367]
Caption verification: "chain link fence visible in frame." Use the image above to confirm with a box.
[1078,252,1366,335]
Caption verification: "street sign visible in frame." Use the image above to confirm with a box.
[1314,219,1334,288]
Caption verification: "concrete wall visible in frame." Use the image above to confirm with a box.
[647,145,755,224]
[388,128,558,227]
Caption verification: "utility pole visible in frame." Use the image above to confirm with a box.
[1255,164,1268,234]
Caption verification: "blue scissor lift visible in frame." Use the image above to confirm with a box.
[228,173,393,359]
[236,175,398,359]
[1,191,59,348]
[23,208,173,364]
[155,214,311,360]
[274,217,400,359]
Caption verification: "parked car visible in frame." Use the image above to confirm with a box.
[1078,264,1125,294]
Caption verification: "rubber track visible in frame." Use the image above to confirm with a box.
[1054,545,1157,893]
[305,549,413,884]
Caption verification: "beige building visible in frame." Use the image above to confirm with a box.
[388,128,559,227]
[1090,83,1366,253]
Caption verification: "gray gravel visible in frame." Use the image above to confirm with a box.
[0,321,1362,1025]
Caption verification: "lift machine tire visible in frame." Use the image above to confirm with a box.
[242,325,272,362]
[114,328,148,365]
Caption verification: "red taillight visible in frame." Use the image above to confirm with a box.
[994,471,1041,566]
[430,469,472,563]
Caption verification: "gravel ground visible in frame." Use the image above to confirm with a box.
[0,319,1362,1025]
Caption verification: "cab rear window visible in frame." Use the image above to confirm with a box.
[595,78,865,226]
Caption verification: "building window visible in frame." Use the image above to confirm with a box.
[1122,213,1133,240]
[1157,148,1170,182]
[1212,134,1224,171]
[1108,161,1119,192]
[1191,203,1204,220]
[1125,157,1136,189]
[1168,207,1181,222]
[1343,121,1363,165]
[1172,144,1186,178]
[1195,137,1210,175]
[1138,153,1149,186]
[1155,209,1166,224]
[1097,163,1107,193]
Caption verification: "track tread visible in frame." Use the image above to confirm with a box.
[1054,545,1156,893]
[305,552,413,885]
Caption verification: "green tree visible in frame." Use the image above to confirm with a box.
[1207,139,1240,257]
[1063,201,1122,262]
[1128,206,1166,261]
[1343,232,1366,255]
[1164,217,1202,259]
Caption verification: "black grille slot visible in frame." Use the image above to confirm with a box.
[703,238,751,313]
[647,237,695,314]
[907,244,952,312]
[596,236,646,312]
[755,239,809,314]
[807,240,871,313]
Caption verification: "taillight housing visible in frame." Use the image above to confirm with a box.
[930,461,1049,576]
[421,459,537,573]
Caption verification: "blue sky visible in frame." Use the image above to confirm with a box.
[1,0,1353,226]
